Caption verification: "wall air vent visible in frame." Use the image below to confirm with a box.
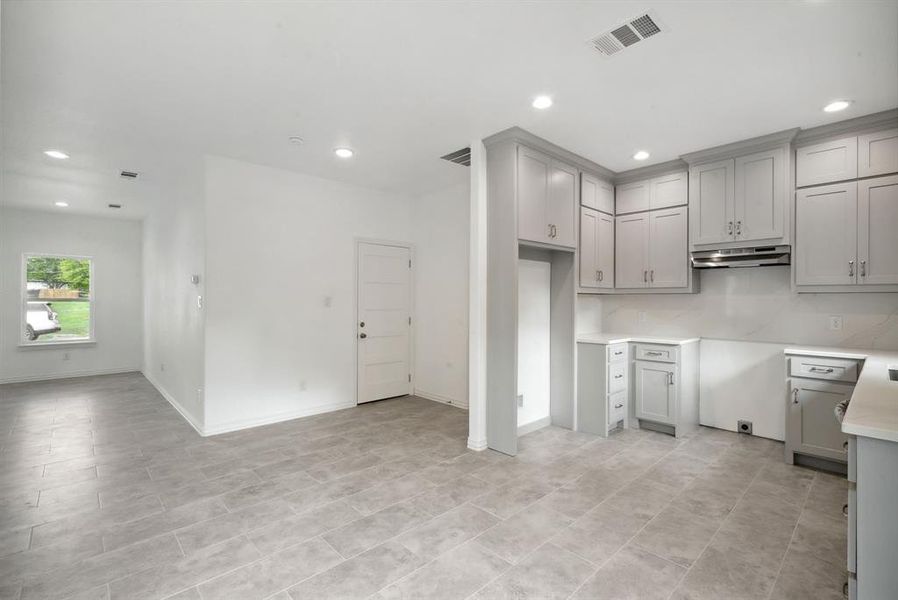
[590,12,664,57]
[108,204,122,209]
[441,147,471,167]
[120,170,139,179]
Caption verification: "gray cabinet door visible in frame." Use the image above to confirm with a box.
[579,207,599,289]
[596,212,615,288]
[857,175,898,285]
[787,378,851,462]
[735,147,785,242]
[615,213,649,288]
[795,182,858,285]
[517,145,551,244]
[548,159,578,248]
[635,360,676,425]
[648,207,688,288]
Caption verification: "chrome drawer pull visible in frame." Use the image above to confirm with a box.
[614,403,624,409]
[809,367,835,373]
[843,440,849,450]
[842,503,849,517]
[613,351,623,356]
[645,351,663,356]
[614,374,623,379]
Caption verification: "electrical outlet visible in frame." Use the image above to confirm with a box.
[517,394,524,407]
[829,315,843,331]
[737,420,753,435]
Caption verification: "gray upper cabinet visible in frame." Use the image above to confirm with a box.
[650,171,688,210]
[689,159,735,246]
[795,182,858,286]
[616,179,651,214]
[857,175,898,285]
[690,146,787,248]
[581,172,614,214]
[796,135,858,187]
[735,147,785,242]
[649,207,688,288]
[615,213,650,288]
[516,145,577,248]
[858,128,898,179]
[580,207,614,289]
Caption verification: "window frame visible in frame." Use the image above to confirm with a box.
[20,252,96,347]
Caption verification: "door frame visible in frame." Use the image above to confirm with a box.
[354,238,416,405]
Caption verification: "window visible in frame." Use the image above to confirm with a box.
[22,254,94,344]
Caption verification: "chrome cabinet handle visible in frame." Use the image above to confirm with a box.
[860,260,866,277]
[668,372,674,385]
[359,332,367,339]
[613,351,623,356]
[849,260,855,277]
[843,440,849,450]
[727,221,733,235]
[792,388,799,404]
[645,351,663,356]
[650,270,654,283]
[643,270,648,283]
[842,503,849,517]
[614,374,623,379]
[735,220,742,235]
[809,367,834,373]
[614,403,624,409]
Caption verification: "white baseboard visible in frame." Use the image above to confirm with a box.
[413,389,468,410]
[0,367,140,385]
[517,415,552,436]
[202,401,357,437]
[141,371,206,437]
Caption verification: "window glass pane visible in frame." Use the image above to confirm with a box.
[25,256,91,342]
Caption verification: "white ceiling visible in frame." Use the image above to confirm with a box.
[2,0,897,218]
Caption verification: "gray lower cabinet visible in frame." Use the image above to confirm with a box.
[632,341,699,437]
[576,341,628,437]
[784,353,858,465]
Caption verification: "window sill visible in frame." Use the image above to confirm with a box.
[18,340,96,350]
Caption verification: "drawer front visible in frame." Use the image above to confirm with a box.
[608,362,628,393]
[607,343,628,363]
[789,355,859,383]
[608,390,626,424]
[848,483,856,574]
[634,343,678,363]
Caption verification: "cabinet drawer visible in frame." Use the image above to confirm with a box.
[634,344,678,363]
[608,362,628,393]
[608,390,626,424]
[607,343,628,363]
[789,355,859,383]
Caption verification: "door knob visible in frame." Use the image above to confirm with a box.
[359,333,367,339]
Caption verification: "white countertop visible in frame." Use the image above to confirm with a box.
[577,332,700,346]
[786,345,898,443]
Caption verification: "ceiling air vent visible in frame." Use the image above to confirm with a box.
[590,12,664,57]
[441,147,471,167]
[120,170,139,179]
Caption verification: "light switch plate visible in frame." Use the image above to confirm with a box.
[829,315,843,331]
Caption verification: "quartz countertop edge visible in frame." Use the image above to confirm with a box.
[576,333,700,346]
[785,345,898,444]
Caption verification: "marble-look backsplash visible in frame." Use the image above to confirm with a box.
[580,266,898,350]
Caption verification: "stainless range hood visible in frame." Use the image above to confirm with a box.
[691,245,791,268]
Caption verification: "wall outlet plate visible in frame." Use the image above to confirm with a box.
[737,420,753,435]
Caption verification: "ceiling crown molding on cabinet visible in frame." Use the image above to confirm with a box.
[680,128,800,165]
[613,159,689,186]
[794,109,898,148]
[483,126,616,180]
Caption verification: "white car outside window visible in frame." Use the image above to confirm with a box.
[26,302,61,341]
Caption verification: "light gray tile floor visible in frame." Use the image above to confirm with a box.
[0,373,847,599]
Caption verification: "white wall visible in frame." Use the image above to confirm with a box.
[517,259,551,428]
[0,208,143,382]
[410,182,469,408]
[202,156,415,434]
[142,172,206,430]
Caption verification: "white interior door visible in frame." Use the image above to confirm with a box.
[357,242,412,404]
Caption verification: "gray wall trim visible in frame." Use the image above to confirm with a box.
[793,109,898,147]
[517,415,552,437]
[483,126,616,180]
[680,128,800,165]
[613,159,689,185]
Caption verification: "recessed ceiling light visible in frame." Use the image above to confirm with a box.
[44,150,69,160]
[54,201,69,207]
[823,100,852,113]
[532,95,553,110]
[633,150,650,161]
[334,148,354,158]
[288,136,304,145]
